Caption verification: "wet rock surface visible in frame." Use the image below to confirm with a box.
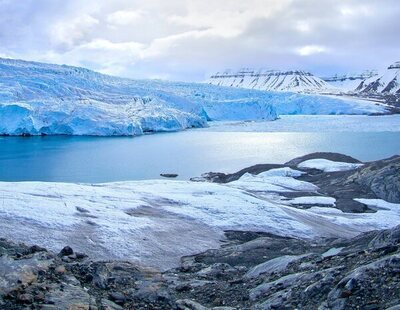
[0,225,399,309]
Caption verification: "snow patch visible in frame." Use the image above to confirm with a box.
[257,168,306,178]
[286,196,336,206]
[298,159,363,172]
[354,198,399,211]
[228,171,319,193]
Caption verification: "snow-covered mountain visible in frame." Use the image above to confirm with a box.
[207,69,332,93]
[355,62,400,94]
[321,71,378,92]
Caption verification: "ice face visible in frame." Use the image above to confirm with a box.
[0,58,278,136]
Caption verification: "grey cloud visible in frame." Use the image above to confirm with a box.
[0,0,398,81]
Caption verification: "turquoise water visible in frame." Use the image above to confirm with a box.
[0,131,399,182]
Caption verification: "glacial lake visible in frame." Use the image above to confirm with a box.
[1,127,400,183]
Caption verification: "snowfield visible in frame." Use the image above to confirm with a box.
[1,166,399,269]
[297,159,363,172]
[0,58,389,136]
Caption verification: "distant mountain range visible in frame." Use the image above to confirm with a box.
[321,71,378,91]
[208,62,400,96]
[207,69,330,93]
[356,62,400,95]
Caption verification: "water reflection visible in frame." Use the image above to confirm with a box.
[0,131,399,182]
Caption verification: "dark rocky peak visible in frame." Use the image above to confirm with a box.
[388,61,400,70]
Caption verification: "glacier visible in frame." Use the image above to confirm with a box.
[0,58,389,136]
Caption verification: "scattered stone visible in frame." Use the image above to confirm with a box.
[176,299,209,310]
[76,252,88,259]
[55,265,66,274]
[109,292,127,304]
[59,246,74,257]
[160,173,179,178]
[17,293,33,304]
[0,224,399,309]
[44,282,92,310]
[101,299,124,310]
[29,245,47,253]
[244,254,310,279]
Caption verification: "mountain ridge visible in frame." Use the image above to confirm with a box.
[207,68,331,93]
[356,61,400,95]
[321,71,378,91]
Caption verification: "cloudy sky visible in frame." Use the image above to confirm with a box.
[0,0,399,81]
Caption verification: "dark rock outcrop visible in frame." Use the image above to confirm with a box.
[194,152,400,212]
[349,155,400,203]
[1,225,399,309]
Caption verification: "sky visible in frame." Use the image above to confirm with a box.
[0,0,399,81]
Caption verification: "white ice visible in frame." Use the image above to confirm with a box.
[199,115,400,133]
[298,159,363,172]
[227,170,318,193]
[285,196,336,206]
[354,198,400,211]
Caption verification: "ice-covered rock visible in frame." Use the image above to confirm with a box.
[297,159,363,172]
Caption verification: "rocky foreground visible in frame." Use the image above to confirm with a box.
[1,153,400,309]
[0,225,399,309]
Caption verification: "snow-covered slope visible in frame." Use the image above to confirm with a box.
[207,69,333,93]
[0,165,399,268]
[321,71,378,92]
[355,62,400,94]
